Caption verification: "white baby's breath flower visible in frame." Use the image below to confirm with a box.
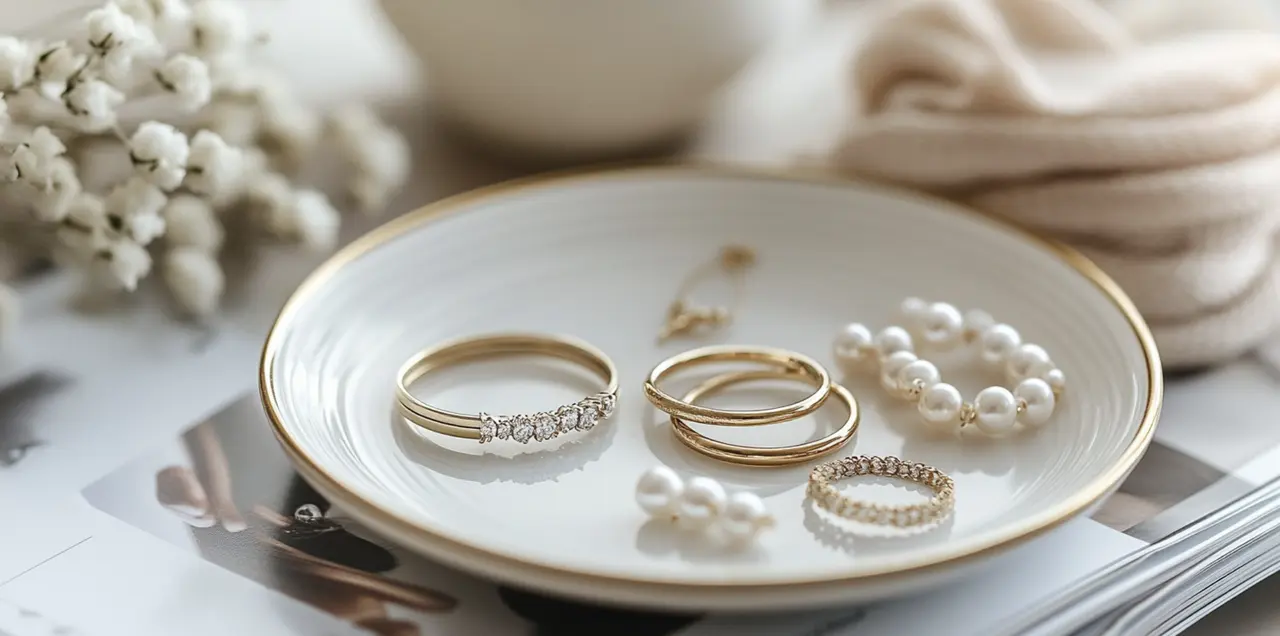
[30,157,82,222]
[95,236,152,291]
[85,2,145,53]
[350,128,411,212]
[118,0,192,38]
[257,83,319,165]
[191,0,249,58]
[163,246,223,317]
[85,2,159,85]
[201,99,259,146]
[65,192,108,229]
[289,189,340,251]
[62,78,125,131]
[9,126,66,183]
[245,171,292,215]
[0,37,35,90]
[163,194,223,251]
[33,43,85,84]
[155,54,210,110]
[326,104,381,143]
[326,105,411,213]
[184,129,240,197]
[129,121,189,190]
[57,194,111,261]
[105,176,167,244]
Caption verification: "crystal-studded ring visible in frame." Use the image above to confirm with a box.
[807,455,955,528]
[395,332,618,445]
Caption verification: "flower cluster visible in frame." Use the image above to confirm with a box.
[0,0,410,329]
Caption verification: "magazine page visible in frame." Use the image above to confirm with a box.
[678,344,1280,636]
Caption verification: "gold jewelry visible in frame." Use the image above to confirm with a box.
[644,344,831,426]
[807,455,955,528]
[395,333,618,444]
[669,369,859,466]
[657,245,756,343]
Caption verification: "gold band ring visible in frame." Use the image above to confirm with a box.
[808,455,955,528]
[669,369,859,466]
[644,345,831,426]
[395,332,619,444]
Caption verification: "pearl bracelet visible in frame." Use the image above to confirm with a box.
[807,455,955,528]
[833,297,1066,436]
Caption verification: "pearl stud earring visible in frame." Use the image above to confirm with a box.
[635,465,775,544]
[834,297,1066,436]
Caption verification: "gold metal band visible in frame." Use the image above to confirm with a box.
[808,455,955,528]
[395,332,619,441]
[669,369,859,466]
[643,345,831,426]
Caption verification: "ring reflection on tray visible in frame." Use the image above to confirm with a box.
[633,516,771,564]
[801,485,956,554]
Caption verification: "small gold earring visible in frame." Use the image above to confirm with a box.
[657,245,757,343]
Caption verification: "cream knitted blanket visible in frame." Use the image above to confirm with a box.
[831,0,1280,369]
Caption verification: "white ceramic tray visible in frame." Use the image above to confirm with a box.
[259,167,1162,611]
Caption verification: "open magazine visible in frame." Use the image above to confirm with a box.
[3,272,1280,636]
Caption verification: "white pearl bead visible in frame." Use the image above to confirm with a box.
[963,309,995,338]
[921,302,964,348]
[880,351,918,393]
[979,324,1021,365]
[874,326,914,358]
[721,491,773,543]
[833,322,874,364]
[897,359,940,397]
[1015,378,1056,426]
[974,386,1018,434]
[918,382,963,428]
[677,476,727,529]
[1007,343,1052,382]
[635,466,684,517]
[900,297,928,329]
[1042,367,1067,393]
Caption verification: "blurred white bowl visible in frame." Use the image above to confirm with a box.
[377,0,818,160]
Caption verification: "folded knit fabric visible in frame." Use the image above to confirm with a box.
[831,0,1280,369]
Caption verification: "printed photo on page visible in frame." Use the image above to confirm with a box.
[81,394,702,636]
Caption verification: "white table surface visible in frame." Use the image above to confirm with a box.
[3,0,1278,633]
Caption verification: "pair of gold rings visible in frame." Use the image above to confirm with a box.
[395,333,618,444]
[643,345,860,466]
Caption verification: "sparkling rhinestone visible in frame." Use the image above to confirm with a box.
[870,457,885,474]
[909,463,923,479]
[478,413,496,443]
[494,417,513,440]
[294,504,322,522]
[511,416,534,443]
[597,392,616,418]
[533,413,557,442]
[855,458,870,474]
[884,457,900,473]
[898,464,911,477]
[578,407,599,430]
[556,406,580,433]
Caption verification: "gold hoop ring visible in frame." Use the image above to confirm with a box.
[644,345,831,426]
[807,455,955,528]
[669,369,859,466]
[395,332,619,444]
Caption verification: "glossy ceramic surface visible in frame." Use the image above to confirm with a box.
[261,167,1161,610]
